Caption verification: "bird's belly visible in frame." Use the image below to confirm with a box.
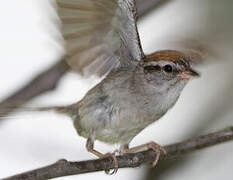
[95,123,144,144]
[94,110,161,144]
[75,97,165,144]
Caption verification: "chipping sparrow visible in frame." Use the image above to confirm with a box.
[54,49,199,174]
[20,0,202,174]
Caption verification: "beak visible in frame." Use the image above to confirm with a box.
[177,69,200,80]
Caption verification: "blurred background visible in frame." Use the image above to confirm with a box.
[0,0,233,179]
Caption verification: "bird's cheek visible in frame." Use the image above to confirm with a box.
[145,74,160,85]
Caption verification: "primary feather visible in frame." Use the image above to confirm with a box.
[56,0,145,77]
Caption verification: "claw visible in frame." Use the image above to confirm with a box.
[86,138,119,175]
[103,152,118,175]
[147,142,166,167]
[120,141,166,167]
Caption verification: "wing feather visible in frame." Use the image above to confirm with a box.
[56,0,144,77]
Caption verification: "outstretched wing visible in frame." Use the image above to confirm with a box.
[56,0,144,77]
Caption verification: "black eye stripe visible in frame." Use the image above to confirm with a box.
[144,65,161,73]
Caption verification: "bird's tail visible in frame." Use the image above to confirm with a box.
[30,105,75,115]
[0,104,77,120]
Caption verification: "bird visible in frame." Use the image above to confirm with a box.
[45,0,203,174]
[2,0,204,174]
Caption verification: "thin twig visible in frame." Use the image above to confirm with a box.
[0,60,69,118]
[3,127,233,180]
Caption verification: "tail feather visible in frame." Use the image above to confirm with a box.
[35,105,75,115]
[0,104,77,120]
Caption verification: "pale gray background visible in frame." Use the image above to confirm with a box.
[0,0,233,179]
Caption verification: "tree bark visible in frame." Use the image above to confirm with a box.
[3,127,233,180]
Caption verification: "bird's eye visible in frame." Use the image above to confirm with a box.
[163,65,173,73]
[144,65,161,73]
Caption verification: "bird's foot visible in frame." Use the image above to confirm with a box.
[120,141,166,167]
[86,138,118,175]
[102,150,119,175]
[146,142,166,167]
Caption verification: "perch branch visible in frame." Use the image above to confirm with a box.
[3,127,233,180]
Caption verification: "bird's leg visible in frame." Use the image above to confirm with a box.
[120,141,166,167]
[86,137,118,174]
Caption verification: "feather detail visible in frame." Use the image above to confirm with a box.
[56,0,144,77]
[146,50,188,62]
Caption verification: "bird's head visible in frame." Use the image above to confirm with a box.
[137,50,199,93]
